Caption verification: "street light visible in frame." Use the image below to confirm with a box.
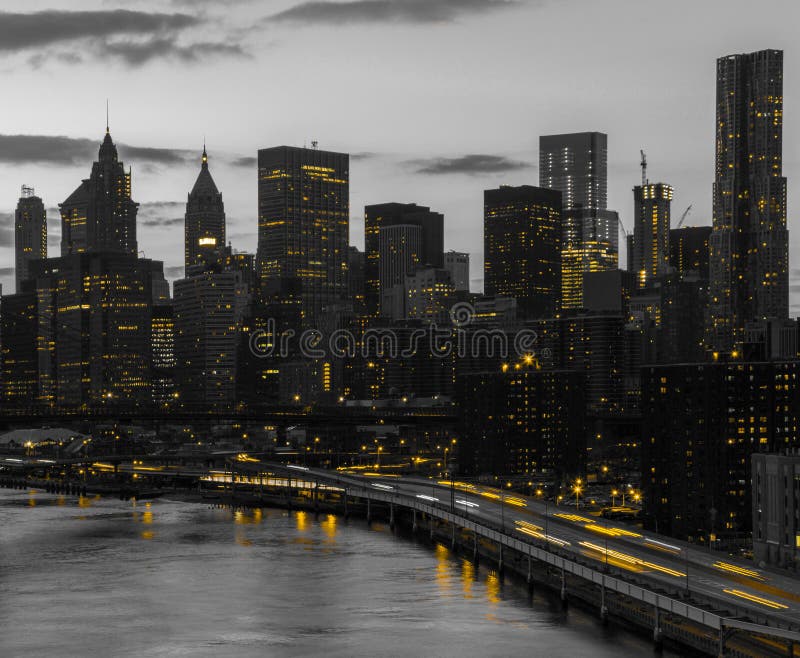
[611,489,618,507]
[573,480,582,508]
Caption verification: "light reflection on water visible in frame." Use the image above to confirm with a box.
[0,489,672,657]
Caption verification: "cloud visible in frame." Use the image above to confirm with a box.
[0,9,196,52]
[0,134,193,167]
[413,154,531,175]
[267,0,520,25]
[231,156,257,168]
[98,38,246,67]
[0,9,245,67]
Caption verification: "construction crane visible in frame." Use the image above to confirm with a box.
[640,150,647,186]
[617,215,630,238]
[676,204,692,229]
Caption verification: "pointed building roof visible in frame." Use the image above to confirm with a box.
[190,146,220,197]
[98,128,118,163]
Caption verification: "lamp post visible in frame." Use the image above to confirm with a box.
[611,489,618,507]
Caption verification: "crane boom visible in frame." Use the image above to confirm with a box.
[676,204,692,228]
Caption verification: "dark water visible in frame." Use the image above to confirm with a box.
[0,489,666,657]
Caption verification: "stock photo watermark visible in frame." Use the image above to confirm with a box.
[248,302,548,361]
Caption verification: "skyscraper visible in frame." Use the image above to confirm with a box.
[378,223,422,319]
[174,269,249,407]
[185,146,225,271]
[669,226,711,278]
[256,145,349,325]
[632,182,672,288]
[484,185,561,320]
[14,185,46,292]
[60,128,138,256]
[708,49,788,353]
[539,132,618,309]
[540,132,607,210]
[363,203,444,318]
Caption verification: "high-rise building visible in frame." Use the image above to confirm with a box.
[60,128,138,256]
[631,183,672,289]
[185,146,225,271]
[708,50,788,353]
[669,226,711,278]
[151,304,175,405]
[405,267,455,324]
[643,360,800,546]
[256,145,349,325]
[539,132,617,310]
[347,246,365,315]
[30,253,160,406]
[173,269,250,407]
[484,185,561,320]
[458,362,586,476]
[1,289,40,403]
[444,251,469,292]
[14,185,46,292]
[539,132,607,211]
[364,203,444,318]
[379,224,422,319]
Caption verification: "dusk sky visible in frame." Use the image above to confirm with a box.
[1,0,799,309]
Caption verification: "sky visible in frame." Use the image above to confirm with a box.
[0,0,799,309]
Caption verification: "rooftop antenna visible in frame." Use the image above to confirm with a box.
[640,149,647,186]
[106,99,109,134]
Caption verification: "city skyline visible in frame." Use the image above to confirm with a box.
[1,0,800,310]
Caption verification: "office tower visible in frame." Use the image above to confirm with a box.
[185,146,225,271]
[669,226,711,277]
[60,128,138,256]
[364,203,444,317]
[540,132,617,309]
[347,246,365,315]
[458,362,586,476]
[752,453,800,569]
[379,224,422,319]
[405,267,455,323]
[256,145,349,325]
[30,253,160,406]
[151,304,175,405]
[642,360,800,545]
[631,183,672,288]
[708,50,788,353]
[174,269,250,407]
[444,251,469,292]
[1,289,40,403]
[14,186,46,291]
[540,132,607,210]
[484,185,560,320]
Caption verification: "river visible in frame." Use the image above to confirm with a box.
[0,488,671,656]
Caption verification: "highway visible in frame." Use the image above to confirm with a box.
[280,465,800,631]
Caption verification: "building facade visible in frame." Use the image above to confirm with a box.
[484,185,561,320]
[256,145,349,326]
[185,146,225,271]
[632,183,672,289]
[14,185,47,292]
[708,50,788,353]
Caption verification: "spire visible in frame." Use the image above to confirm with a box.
[190,145,219,197]
[106,99,109,134]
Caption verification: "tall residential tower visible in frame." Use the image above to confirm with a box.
[707,49,788,352]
